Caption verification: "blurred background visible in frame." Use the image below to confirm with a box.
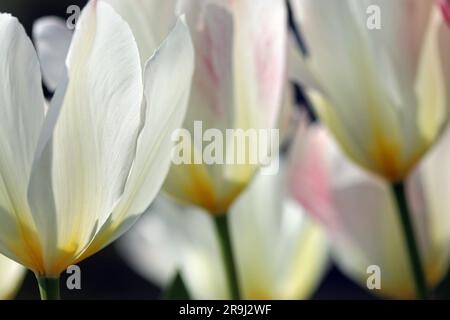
[1,0,448,300]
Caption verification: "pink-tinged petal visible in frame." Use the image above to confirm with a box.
[186,4,234,125]
[180,0,286,130]
[288,123,337,231]
[438,0,450,27]
[232,0,286,129]
[162,0,287,213]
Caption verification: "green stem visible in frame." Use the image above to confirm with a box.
[391,181,428,299]
[214,213,240,300]
[35,274,60,300]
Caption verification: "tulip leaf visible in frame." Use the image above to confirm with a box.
[163,272,191,300]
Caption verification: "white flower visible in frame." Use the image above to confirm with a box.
[119,166,329,299]
[289,0,450,181]
[0,1,194,277]
[289,122,450,298]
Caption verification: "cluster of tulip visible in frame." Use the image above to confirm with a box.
[0,0,450,300]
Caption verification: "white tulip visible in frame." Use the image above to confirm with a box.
[119,167,329,300]
[289,0,450,181]
[0,1,194,279]
[288,122,450,298]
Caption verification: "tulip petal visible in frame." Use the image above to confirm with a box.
[230,166,328,299]
[79,18,194,258]
[416,127,450,289]
[0,254,25,300]
[162,4,242,213]
[348,0,433,103]
[122,17,193,215]
[111,17,194,225]
[102,0,177,65]
[28,1,143,275]
[416,9,450,142]
[183,3,234,130]
[0,14,46,267]
[232,0,286,130]
[32,17,72,91]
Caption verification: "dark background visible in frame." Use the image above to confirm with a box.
[1,0,446,300]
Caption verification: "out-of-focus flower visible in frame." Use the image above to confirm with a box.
[0,254,25,300]
[289,0,450,181]
[0,1,194,277]
[288,122,450,299]
[119,167,329,300]
[105,0,287,214]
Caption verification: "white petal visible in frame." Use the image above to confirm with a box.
[80,17,194,257]
[0,14,46,269]
[416,9,450,142]
[120,17,193,217]
[28,1,143,275]
[230,166,328,299]
[32,17,72,91]
[102,0,177,65]
[417,127,450,288]
[0,254,26,300]
[347,0,433,100]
